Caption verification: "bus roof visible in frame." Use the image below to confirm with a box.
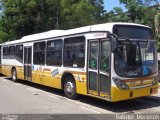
[2,22,151,45]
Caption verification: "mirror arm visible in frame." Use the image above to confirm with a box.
[108,33,118,39]
[109,34,118,53]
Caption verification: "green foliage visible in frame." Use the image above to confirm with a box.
[88,0,106,23]
[60,0,96,29]
[0,0,159,44]
[0,0,105,42]
[0,0,62,41]
[104,7,130,22]
[156,36,160,52]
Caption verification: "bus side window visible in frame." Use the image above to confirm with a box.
[46,39,62,66]
[9,46,15,59]
[16,45,23,63]
[33,41,46,65]
[3,47,9,59]
[63,36,85,68]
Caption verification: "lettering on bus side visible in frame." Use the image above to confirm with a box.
[94,33,107,38]
[51,68,59,77]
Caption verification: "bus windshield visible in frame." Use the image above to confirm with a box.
[114,40,158,77]
[113,25,154,39]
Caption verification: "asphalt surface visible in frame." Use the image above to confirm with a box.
[0,76,160,120]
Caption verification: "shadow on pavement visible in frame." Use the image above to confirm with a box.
[4,77,160,113]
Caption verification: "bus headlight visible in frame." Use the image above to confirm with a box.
[113,77,129,90]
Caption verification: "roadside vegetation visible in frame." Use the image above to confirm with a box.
[0,0,159,46]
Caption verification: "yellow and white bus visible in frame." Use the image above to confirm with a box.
[0,44,2,74]
[1,22,159,102]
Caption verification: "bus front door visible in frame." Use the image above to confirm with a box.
[24,47,32,81]
[87,39,111,98]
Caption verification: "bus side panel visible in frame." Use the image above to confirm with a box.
[0,66,1,74]
[42,74,62,89]
[31,67,62,89]
[16,66,24,80]
[32,67,88,95]
[32,70,44,85]
[74,74,87,95]
[2,65,12,77]
[1,65,24,80]
[1,65,6,76]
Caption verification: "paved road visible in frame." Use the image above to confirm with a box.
[0,76,160,116]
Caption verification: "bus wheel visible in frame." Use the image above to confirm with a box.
[12,69,17,82]
[64,76,78,99]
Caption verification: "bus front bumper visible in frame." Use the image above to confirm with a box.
[111,84,159,102]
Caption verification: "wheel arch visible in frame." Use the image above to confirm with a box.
[11,66,16,75]
[61,72,75,90]
[11,66,18,82]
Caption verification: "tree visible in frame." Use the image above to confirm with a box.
[119,0,160,28]
[60,0,96,29]
[156,13,160,51]
[104,7,130,23]
[0,0,106,42]
[0,0,61,41]
[88,0,106,23]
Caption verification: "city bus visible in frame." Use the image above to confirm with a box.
[0,44,1,74]
[1,22,159,102]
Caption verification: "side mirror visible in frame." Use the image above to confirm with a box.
[110,34,118,53]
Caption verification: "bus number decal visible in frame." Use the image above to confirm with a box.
[51,68,59,77]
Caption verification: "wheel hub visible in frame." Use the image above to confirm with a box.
[66,82,74,93]
[13,71,16,80]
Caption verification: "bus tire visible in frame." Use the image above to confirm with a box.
[64,75,78,99]
[12,68,18,82]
